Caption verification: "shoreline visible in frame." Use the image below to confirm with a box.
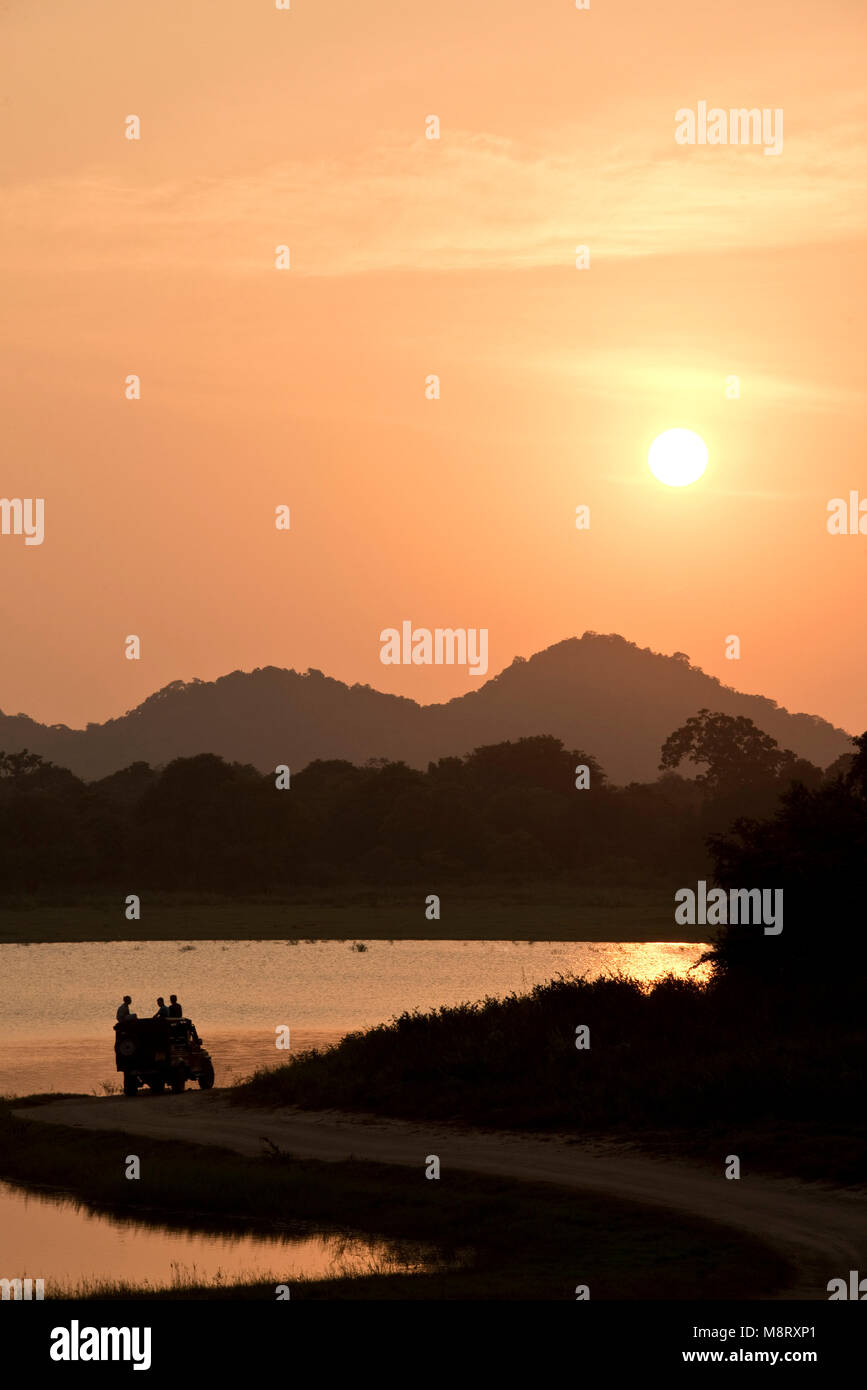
[0,1097,798,1301]
[0,886,704,944]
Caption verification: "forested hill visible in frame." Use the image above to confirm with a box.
[0,633,850,785]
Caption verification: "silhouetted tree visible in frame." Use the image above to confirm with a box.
[706,732,867,987]
[0,748,46,779]
[660,710,808,793]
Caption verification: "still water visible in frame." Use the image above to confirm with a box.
[0,938,708,1098]
[0,1179,426,1295]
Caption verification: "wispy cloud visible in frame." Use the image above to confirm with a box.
[535,353,866,414]
[3,122,867,276]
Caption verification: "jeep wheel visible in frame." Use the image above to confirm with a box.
[171,1073,185,1094]
[198,1064,215,1090]
[123,1073,138,1096]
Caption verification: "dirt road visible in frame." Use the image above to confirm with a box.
[15,1092,866,1299]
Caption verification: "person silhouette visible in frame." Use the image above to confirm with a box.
[167,994,183,1018]
[153,997,168,1018]
[116,995,132,1022]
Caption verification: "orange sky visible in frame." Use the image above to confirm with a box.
[1,0,865,735]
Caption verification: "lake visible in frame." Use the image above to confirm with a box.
[0,1178,427,1296]
[0,938,709,1097]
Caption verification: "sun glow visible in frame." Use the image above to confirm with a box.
[648,429,708,487]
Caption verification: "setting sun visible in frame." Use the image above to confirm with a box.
[648,429,709,487]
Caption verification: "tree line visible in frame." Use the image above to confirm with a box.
[0,711,851,907]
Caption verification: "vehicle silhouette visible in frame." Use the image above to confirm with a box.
[114,1016,215,1096]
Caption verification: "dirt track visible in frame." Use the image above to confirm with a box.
[15,1091,866,1300]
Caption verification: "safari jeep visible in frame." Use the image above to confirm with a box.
[114,1017,215,1096]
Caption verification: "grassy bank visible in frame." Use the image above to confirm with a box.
[232,973,866,1186]
[0,885,690,943]
[0,1102,790,1299]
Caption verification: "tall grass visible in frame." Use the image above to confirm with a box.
[231,971,865,1181]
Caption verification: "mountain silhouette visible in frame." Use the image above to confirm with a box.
[0,633,851,785]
